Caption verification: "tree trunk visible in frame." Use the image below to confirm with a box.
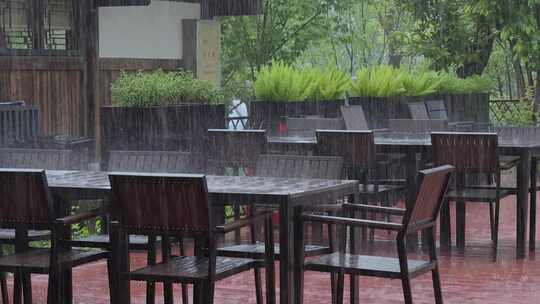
[514,60,526,98]
[535,71,540,113]
[456,17,495,78]
[526,66,535,88]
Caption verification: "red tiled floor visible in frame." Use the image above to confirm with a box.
[6,195,540,303]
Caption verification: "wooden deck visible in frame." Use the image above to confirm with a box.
[3,194,540,303]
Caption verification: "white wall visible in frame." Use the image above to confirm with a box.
[98,0,200,59]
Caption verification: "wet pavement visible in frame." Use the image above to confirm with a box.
[5,194,540,303]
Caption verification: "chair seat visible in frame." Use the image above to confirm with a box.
[304,252,435,279]
[217,242,330,259]
[130,256,258,283]
[0,248,108,274]
[446,188,512,202]
[71,234,156,250]
[0,229,50,244]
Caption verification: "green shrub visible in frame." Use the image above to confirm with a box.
[111,70,224,107]
[349,66,492,97]
[349,65,407,97]
[254,61,350,102]
[402,70,441,96]
[436,73,494,94]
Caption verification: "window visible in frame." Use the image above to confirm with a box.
[0,0,76,51]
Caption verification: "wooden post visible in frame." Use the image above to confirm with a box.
[79,0,100,161]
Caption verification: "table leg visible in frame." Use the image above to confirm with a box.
[162,234,174,304]
[405,150,420,249]
[349,192,359,304]
[455,174,466,250]
[440,200,451,249]
[517,150,531,258]
[280,200,294,304]
[530,157,537,251]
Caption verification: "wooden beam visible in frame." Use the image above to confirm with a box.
[98,58,183,71]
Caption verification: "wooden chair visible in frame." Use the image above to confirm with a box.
[489,126,540,251]
[74,150,197,304]
[425,100,448,120]
[217,154,345,304]
[407,102,430,120]
[207,129,267,173]
[340,105,371,130]
[431,132,519,255]
[297,165,454,304]
[107,150,194,173]
[316,130,404,203]
[206,129,268,243]
[286,117,345,137]
[0,105,39,148]
[0,169,110,303]
[109,173,272,304]
[408,100,474,131]
[0,148,81,280]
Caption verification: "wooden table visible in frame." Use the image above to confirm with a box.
[46,171,360,304]
[268,134,540,259]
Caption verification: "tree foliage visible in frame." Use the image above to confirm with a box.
[220,0,333,82]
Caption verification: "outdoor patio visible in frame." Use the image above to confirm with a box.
[0,197,538,304]
[0,0,539,304]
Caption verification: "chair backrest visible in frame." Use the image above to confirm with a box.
[108,150,193,173]
[401,165,454,234]
[0,148,80,170]
[0,169,53,227]
[255,154,343,179]
[407,102,430,120]
[340,105,369,130]
[0,105,39,147]
[425,100,448,120]
[286,117,345,137]
[110,173,210,234]
[207,129,267,169]
[431,132,500,173]
[388,119,448,133]
[316,130,376,178]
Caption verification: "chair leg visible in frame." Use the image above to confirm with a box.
[397,239,413,304]
[427,228,443,304]
[336,273,344,304]
[178,237,188,304]
[530,158,537,251]
[206,282,215,304]
[0,273,7,304]
[253,269,263,304]
[489,202,495,242]
[22,272,32,304]
[439,200,451,249]
[14,272,22,304]
[146,236,156,304]
[107,258,116,304]
[330,273,337,304]
[62,269,72,304]
[493,200,500,258]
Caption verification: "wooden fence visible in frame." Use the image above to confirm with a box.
[0,56,87,137]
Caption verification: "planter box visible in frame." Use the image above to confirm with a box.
[249,94,489,132]
[100,103,226,165]
[249,99,344,135]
